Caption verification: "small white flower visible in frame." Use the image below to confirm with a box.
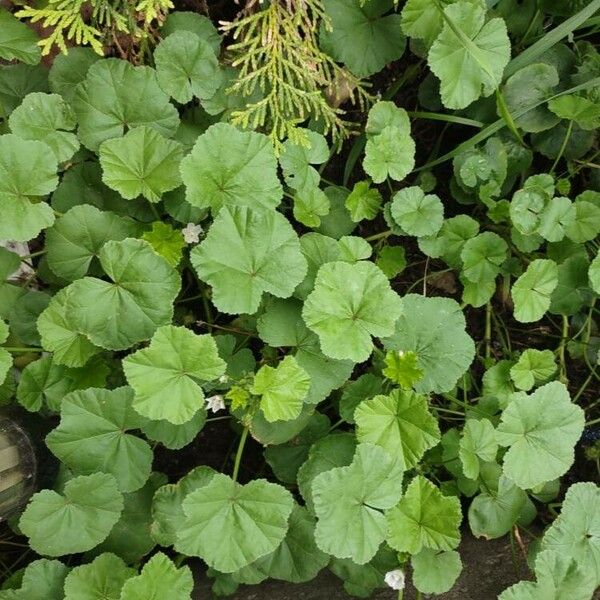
[182,223,203,244]
[205,394,226,413]
[384,569,405,591]
[218,374,229,384]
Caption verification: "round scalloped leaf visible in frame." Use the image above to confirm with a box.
[537,197,575,242]
[294,232,341,299]
[154,31,222,104]
[161,11,221,52]
[0,134,57,242]
[64,553,135,600]
[509,349,556,391]
[48,47,100,102]
[279,130,329,191]
[72,59,179,151]
[302,260,403,363]
[390,186,443,237]
[400,0,451,44]
[19,473,123,557]
[37,286,101,367]
[320,0,405,78]
[0,8,41,65]
[9,92,79,162]
[459,418,498,480]
[175,473,294,573]
[428,1,510,109]
[293,186,330,228]
[0,559,69,600]
[191,205,306,315]
[141,410,206,450]
[386,475,462,554]
[119,553,194,600]
[354,389,440,471]
[366,101,411,138]
[180,122,282,213]
[511,259,558,323]
[46,387,153,493]
[123,325,225,425]
[541,482,600,587]
[99,127,183,202]
[151,466,216,547]
[566,200,600,243]
[45,205,138,282]
[460,231,508,283]
[411,549,462,595]
[250,355,311,422]
[383,294,475,394]
[312,443,403,564]
[496,382,584,490]
[66,239,181,351]
[345,181,383,222]
[363,125,415,184]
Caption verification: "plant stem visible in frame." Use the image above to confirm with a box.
[397,590,403,600]
[205,415,231,423]
[484,302,492,361]
[550,120,573,173]
[365,230,392,242]
[2,347,42,353]
[586,417,600,427]
[557,315,569,383]
[232,426,249,482]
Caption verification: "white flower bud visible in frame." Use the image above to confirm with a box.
[384,569,405,591]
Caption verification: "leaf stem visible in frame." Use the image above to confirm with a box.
[365,230,392,242]
[2,347,42,353]
[550,119,573,174]
[557,315,569,383]
[484,302,492,361]
[206,415,232,423]
[232,426,249,482]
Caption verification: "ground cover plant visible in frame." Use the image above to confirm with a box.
[0,0,599,598]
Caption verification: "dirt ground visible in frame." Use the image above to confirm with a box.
[192,531,529,600]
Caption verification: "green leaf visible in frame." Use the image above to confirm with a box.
[191,206,306,314]
[459,418,498,479]
[280,130,329,191]
[548,94,600,130]
[590,252,600,294]
[297,433,357,513]
[48,47,100,102]
[0,134,57,242]
[391,186,444,237]
[123,325,225,425]
[0,63,48,119]
[242,505,329,583]
[509,175,553,235]
[419,214,479,267]
[317,186,356,239]
[428,1,511,109]
[99,127,183,202]
[511,259,558,323]
[550,254,593,316]
[45,205,138,281]
[141,222,185,267]
[9,92,78,162]
[411,549,462,595]
[541,482,600,586]
[64,553,135,600]
[537,197,575,242]
[509,349,557,391]
[72,59,179,151]
[337,235,372,262]
[386,475,462,554]
[496,382,585,489]
[566,200,600,243]
[355,389,440,471]
[468,473,536,539]
[460,231,508,283]
[0,559,69,600]
[345,181,383,222]
[383,294,475,394]
[339,374,383,424]
[363,125,416,183]
[175,473,294,573]
[501,64,560,133]
[376,245,406,279]
[251,355,311,422]
[366,101,411,138]
[151,466,216,547]
[400,0,453,45]
[0,8,40,65]
[154,31,222,104]
[312,443,404,564]
[94,473,166,564]
[161,11,221,53]
[66,239,181,350]
[294,232,342,300]
[382,350,424,389]
[19,473,123,557]
[293,186,330,228]
[37,287,101,367]
[46,387,153,493]
[321,0,405,78]
[118,553,194,600]
[141,410,206,450]
[303,260,402,363]
[180,123,282,213]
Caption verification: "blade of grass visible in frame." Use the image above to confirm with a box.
[407,111,484,128]
[504,0,600,78]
